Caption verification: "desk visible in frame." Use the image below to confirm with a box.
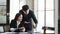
[0,32,55,34]
[0,32,41,34]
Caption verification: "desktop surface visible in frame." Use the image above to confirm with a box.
[0,32,54,34]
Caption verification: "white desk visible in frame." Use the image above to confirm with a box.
[0,32,41,34]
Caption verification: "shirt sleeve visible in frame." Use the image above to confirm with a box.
[10,28,16,32]
[31,11,38,24]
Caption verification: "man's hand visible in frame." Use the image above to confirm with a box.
[33,23,37,28]
[25,21,30,24]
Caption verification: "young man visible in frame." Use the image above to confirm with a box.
[19,5,38,32]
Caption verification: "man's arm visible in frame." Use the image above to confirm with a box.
[31,11,38,28]
[31,11,38,24]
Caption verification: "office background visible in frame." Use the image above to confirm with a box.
[0,0,58,34]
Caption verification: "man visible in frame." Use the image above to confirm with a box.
[19,5,38,32]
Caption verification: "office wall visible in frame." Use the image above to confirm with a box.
[10,0,19,22]
[26,0,34,10]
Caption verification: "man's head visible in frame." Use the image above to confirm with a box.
[22,5,29,11]
[22,5,29,14]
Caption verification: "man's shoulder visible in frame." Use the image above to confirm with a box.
[29,10,34,14]
[29,10,33,12]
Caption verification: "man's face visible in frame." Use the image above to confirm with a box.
[17,14,23,21]
[23,9,29,15]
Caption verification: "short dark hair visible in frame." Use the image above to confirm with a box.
[22,5,29,11]
[14,13,22,21]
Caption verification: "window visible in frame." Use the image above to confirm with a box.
[0,0,6,24]
[34,0,55,33]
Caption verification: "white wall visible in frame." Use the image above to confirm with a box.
[55,0,58,34]
[10,0,19,22]
[26,0,34,10]
[19,0,26,10]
